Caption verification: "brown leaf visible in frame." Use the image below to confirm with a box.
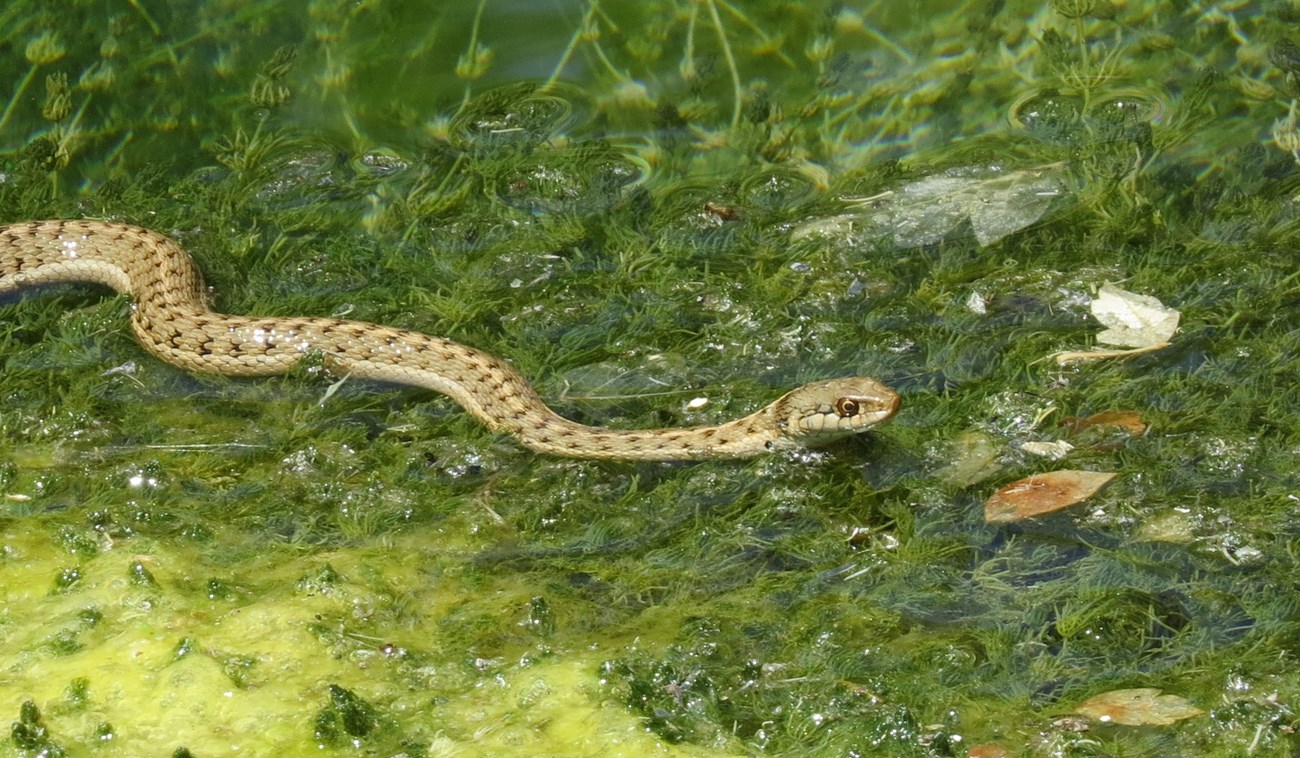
[984,470,1116,523]
[1074,688,1203,726]
[1062,410,1147,437]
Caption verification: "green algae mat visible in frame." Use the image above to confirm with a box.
[3,1,1300,755]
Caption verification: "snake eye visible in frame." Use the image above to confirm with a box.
[835,397,860,417]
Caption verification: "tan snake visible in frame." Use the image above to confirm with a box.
[0,220,899,460]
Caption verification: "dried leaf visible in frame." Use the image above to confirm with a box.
[1074,688,1203,726]
[1062,410,1147,437]
[1050,284,1180,364]
[1132,511,1196,544]
[933,432,1002,487]
[1020,440,1075,459]
[808,163,1069,248]
[1092,283,1180,347]
[984,470,1116,523]
[1053,343,1169,364]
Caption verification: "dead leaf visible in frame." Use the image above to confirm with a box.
[1050,284,1179,364]
[984,470,1116,523]
[1062,410,1147,437]
[1132,511,1196,544]
[934,432,1003,487]
[1074,688,1204,726]
[798,162,1070,248]
[1020,440,1075,459]
[1052,343,1170,364]
[1092,283,1180,347]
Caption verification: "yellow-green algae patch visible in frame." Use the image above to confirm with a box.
[0,523,735,755]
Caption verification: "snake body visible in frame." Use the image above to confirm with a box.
[0,220,898,460]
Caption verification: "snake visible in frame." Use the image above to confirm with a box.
[0,220,899,460]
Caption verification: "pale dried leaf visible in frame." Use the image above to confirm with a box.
[1132,511,1196,544]
[830,163,1068,248]
[1075,688,1203,726]
[1020,440,1074,459]
[933,432,1002,487]
[1052,342,1170,365]
[1091,283,1180,348]
[984,470,1116,523]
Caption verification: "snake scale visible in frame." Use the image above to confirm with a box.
[0,220,899,460]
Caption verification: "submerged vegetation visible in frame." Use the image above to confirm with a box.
[2,0,1300,754]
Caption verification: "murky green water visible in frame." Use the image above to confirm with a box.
[2,1,1299,755]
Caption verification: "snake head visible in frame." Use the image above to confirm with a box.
[773,377,900,447]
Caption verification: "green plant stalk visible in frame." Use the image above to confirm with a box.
[543,0,601,91]
[0,64,39,133]
[704,0,743,130]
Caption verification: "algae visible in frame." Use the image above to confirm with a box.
[2,0,1300,755]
